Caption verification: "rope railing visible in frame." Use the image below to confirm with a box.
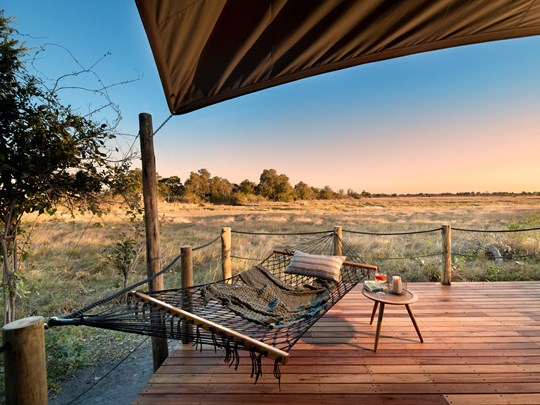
[343,227,442,236]
[230,227,445,236]
[453,251,539,258]
[231,255,264,262]
[226,228,444,265]
[231,229,331,236]
[170,224,539,289]
[364,252,442,261]
[192,234,221,251]
[507,253,539,259]
[50,233,226,335]
[453,226,540,233]
[57,222,538,320]
[60,249,186,319]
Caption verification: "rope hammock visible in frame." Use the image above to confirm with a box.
[48,233,376,383]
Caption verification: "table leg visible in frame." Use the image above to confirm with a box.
[405,304,424,343]
[374,302,385,352]
[369,301,379,325]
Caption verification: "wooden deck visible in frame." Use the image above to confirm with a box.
[133,282,540,405]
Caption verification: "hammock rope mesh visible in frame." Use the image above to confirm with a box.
[48,233,374,383]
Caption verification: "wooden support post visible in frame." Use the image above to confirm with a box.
[180,246,193,344]
[3,316,47,405]
[442,224,452,286]
[181,246,193,289]
[333,226,343,256]
[139,112,168,371]
[221,227,232,280]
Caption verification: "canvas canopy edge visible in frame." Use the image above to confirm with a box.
[135,0,540,116]
[168,25,540,115]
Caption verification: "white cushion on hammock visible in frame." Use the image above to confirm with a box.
[285,251,346,282]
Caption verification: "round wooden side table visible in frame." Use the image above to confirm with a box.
[362,288,424,352]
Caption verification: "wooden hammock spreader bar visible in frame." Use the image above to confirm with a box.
[273,250,379,272]
[129,291,290,364]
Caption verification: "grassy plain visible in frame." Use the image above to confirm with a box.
[2,195,540,395]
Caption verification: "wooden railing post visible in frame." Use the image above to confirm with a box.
[221,227,232,280]
[139,112,168,370]
[333,226,343,256]
[181,246,193,343]
[3,316,47,405]
[442,225,452,285]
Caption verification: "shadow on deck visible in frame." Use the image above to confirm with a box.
[133,281,540,405]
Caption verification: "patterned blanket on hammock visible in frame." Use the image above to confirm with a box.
[201,265,336,328]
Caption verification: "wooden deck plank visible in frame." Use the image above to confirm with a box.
[445,393,540,405]
[134,393,450,405]
[133,281,540,404]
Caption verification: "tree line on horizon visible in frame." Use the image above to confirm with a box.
[117,168,540,205]
[117,168,356,205]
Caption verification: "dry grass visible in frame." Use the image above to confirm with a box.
[13,195,540,319]
[3,195,540,394]
[20,196,540,314]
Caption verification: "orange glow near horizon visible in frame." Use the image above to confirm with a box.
[153,37,540,195]
[155,104,540,194]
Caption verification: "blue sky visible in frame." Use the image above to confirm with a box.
[3,1,540,194]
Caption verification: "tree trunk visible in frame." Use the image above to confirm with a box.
[4,292,15,326]
[1,237,15,324]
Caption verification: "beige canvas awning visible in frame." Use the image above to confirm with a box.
[135,0,540,115]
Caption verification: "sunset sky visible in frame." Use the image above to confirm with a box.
[4,1,540,194]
